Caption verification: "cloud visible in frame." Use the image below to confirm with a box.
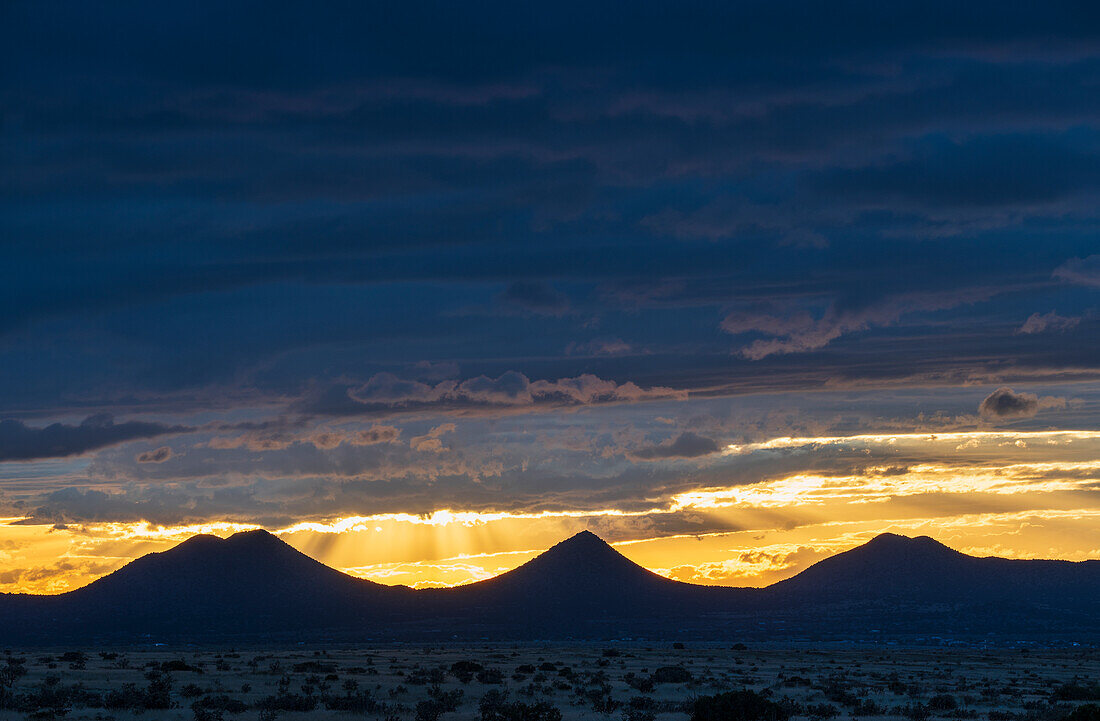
[310,425,402,449]
[0,414,186,461]
[1016,311,1081,334]
[814,135,1100,208]
[499,281,569,315]
[566,338,634,356]
[208,432,294,451]
[630,432,721,460]
[410,423,456,453]
[722,289,995,359]
[210,424,403,451]
[306,371,686,415]
[978,387,1066,419]
[1054,254,1100,287]
[20,485,271,526]
[347,425,402,445]
[135,446,172,463]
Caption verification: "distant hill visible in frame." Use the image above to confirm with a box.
[2,530,413,641]
[1,529,1098,644]
[421,530,745,635]
[767,533,1100,608]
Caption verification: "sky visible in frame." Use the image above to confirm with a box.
[2,0,1100,592]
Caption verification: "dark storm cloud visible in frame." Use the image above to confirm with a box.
[135,446,172,463]
[1,0,1100,538]
[20,486,274,526]
[978,387,1066,419]
[0,415,186,461]
[20,422,1097,527]
[499,281,570,315]
[630,432,721,460]
[813,135,1100,209]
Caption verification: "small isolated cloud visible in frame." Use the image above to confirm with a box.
[566,338,633,356]
[208,432,293,451]
[1054,254,1100,287]
[135,446,172,463]
[979,387,1066,419]
[348,425,401,445]
[410,423,456,453]
[1016,311,1081,334]
[499,281,569,315]
[630,431,720,460]
[0,414,186,461]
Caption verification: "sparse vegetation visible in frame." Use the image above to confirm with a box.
[0,644,1093,721]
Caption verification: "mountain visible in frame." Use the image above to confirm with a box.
[760,533,1100,640]
[1,530,1099,644]
[443,530,703,603]
[427,531,744,633]
[3,529,413,641]
[769,533,1100,608]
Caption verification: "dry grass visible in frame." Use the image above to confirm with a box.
[0,645,1097,720]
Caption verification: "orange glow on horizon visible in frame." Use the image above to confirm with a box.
[2,429,1098,594]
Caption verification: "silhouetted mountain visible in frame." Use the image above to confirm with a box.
[3,530,413,641]
[769,533,1100,608]
[429,530,742,631]
[768,533,967,601]
[76,529,387,604]
[1,530,1099,644]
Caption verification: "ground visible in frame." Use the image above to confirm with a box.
[0,645,1098,721]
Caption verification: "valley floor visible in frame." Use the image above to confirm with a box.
[0,645,1098,721]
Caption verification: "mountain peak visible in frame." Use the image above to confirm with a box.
[769,532,969,598]
[155,529,289,564]
[472,529,672,595]
[556,529,612,549]
[861,533,957,557]
[225,528,284,548]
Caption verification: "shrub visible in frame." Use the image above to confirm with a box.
[806,703,839,719]
[452,660,485,683]
[623,673,654,693]
[194,694,248,714]
[416,699,446,721]
[651,666,692,684]
[255,692,317,712]
[323,691,380,713]
[429,686,463,711]
[1056,686,1100,702]
[691,690,792,721]
[478,668,505,685]
[1065,706,1100,721]
[480,690,562,721]
[104,670,173,711]
[193,704,224,721]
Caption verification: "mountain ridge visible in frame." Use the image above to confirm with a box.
[2,529,1099,643]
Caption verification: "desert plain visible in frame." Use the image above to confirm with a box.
[1,645,1098,721]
